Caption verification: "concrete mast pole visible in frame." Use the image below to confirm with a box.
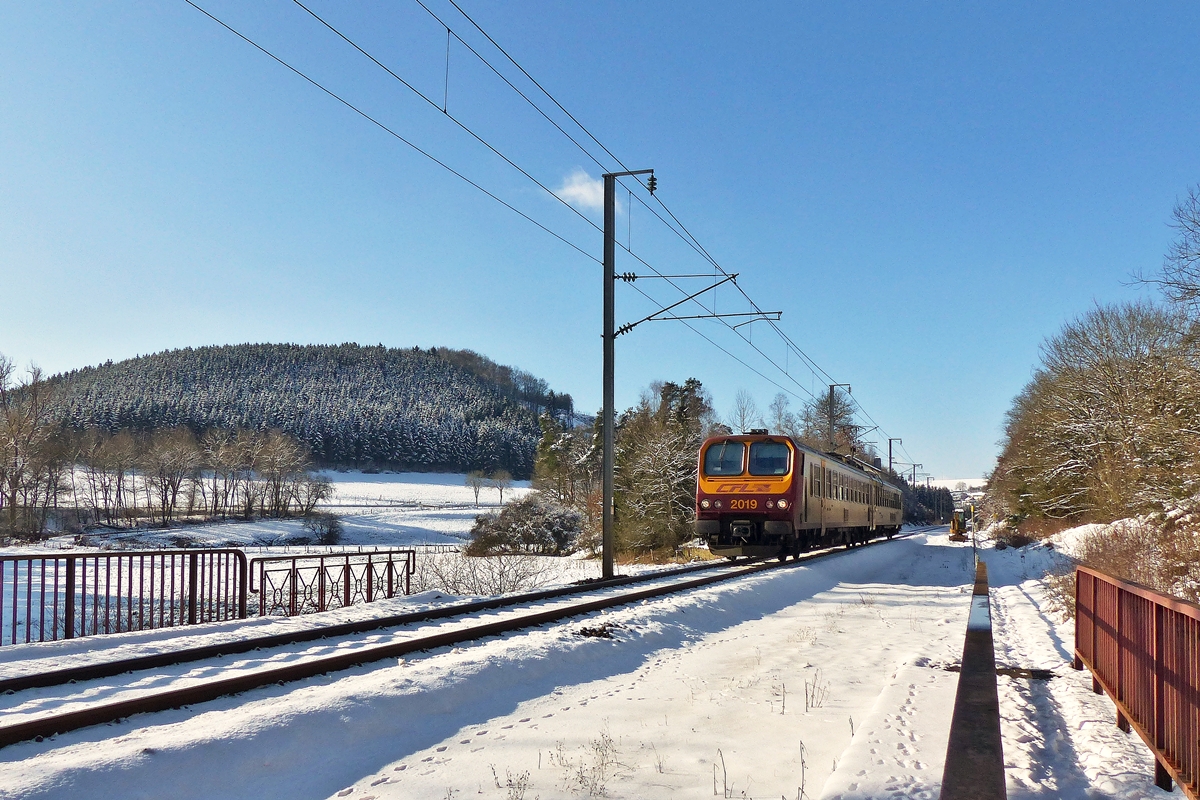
[601,168,654,580]
[602,173,616,580]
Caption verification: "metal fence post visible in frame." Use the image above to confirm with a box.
[236,551,248,619]
[187,553,198,626]
[1153,603,1170,791]
[366,555,374,603]
[64,556,76,640]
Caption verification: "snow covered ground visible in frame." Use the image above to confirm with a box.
[0,526,1181,799]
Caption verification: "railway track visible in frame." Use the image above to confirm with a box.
[0,530,924,750]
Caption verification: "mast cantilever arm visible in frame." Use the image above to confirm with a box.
[613,274,738,337]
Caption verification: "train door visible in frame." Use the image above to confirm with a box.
[868,483,875,531]
[796,452,805,522]
[819,460,827,536]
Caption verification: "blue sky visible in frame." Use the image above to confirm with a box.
[2,2,1198,479]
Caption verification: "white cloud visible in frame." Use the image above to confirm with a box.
[555,168,613,212]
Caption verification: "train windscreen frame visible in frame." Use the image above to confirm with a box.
[703,441,745,476]
[748,440,790,475]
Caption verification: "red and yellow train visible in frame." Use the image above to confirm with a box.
[695,431,903,560]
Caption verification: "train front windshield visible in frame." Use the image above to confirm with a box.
[704,441,745,475]
[748,441,790,475]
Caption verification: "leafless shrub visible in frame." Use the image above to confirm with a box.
[1042,565,1077,620]
[550,731,626,796]
[994,527,1036,549]
[804,669,829,711]
[489,766,531,800]
[1042,515,1200,619]
[302,511,343,545]
[410,551,558,596]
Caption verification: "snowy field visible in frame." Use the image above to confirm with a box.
[13,471,534,551]
[0,525,1180,799]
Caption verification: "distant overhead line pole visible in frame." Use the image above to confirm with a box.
[888,438,902,474]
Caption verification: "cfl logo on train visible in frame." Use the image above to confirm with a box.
[713,482,772,493]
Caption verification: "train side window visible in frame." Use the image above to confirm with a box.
[703,441,745,476]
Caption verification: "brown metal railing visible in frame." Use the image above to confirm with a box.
[1075,565,1200,797]
[249,549,415,617]
[0,549,248,645]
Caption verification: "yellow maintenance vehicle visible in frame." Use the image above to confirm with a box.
[949,510,969,542]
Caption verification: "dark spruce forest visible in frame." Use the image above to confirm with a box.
[49,344,577,478]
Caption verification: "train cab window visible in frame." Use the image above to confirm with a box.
[748,441,790,475]
[703,441,745,476]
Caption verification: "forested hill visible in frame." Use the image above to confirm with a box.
[49,344,575,477]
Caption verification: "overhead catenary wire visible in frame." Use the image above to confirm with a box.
[181,0,600,266]
[290,0,604,237]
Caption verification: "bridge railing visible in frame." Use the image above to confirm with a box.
[249,549,416,617]
[0,549,248,645]
[1075,565,1200,798]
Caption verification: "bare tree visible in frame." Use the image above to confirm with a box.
[0,360,62,537]
[727,389,762,434]
[1142,186,1200,312]
[989,301,1200,522]
[767,393,803,440]
[488,469,513,505]
[296,473,334,515]
[465,470,486,506]
[141,428,201,526]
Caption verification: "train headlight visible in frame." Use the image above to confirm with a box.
[700,499,711,509]
[777,499,789,509]
[766,500,775,509]
[713,500,723,509]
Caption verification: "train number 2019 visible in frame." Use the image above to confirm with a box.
[729,499,758,510]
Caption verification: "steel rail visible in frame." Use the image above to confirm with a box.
[0,534,913,749]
